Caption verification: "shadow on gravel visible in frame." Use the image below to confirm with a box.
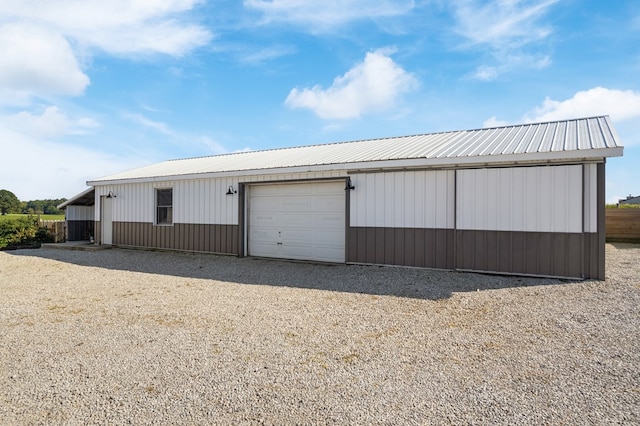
[7,247,576,301]
[608,242,640,249]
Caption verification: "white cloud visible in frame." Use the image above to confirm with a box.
[0,23,89,102]
[124,112,175,136]
[474,65,500,82]
[124,111,232,155]
[453,0,558,49]
[484,87,640,147]
[0,0,212,56]
[632,12,640,31]
[452,0,558,79]
[198,136,229,155]
[244,0,414,32]
[0,126,144,200]
[0,106,98,139]
[525,87,640,123]
[233,147,255,153]
[472,54,551,81]
[235,45,297,64]
[0,1,211,105]
[483,116,510,128]
[285,49,418,120]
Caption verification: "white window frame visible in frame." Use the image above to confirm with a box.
[155,188,173,225]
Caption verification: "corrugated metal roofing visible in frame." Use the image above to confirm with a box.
[58,187,95,209]
[89,116,623,184]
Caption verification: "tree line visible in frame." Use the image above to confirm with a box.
[0,189,66,215]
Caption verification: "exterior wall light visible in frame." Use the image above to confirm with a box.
[106,191,116,198]
[226,185,237,195]
[345,177,355,191]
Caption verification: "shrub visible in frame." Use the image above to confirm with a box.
[0,216,53,249]
[606,203,640,209]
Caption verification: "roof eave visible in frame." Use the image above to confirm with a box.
[58,187,95,209]
[87,146,623,186]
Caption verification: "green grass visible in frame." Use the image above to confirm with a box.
[0,214,65,222]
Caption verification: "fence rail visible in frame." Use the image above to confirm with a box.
[606,209,640,243]
[39,219,66,243]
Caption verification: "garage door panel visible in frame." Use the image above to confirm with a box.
[250,212,344,228]
[281,245,341,263]
[279,213,317,227]
[248,197,282,211]
[281,212,344,227]
[315,183,343,194]
[316,196,345,212]
[252,196,343,213]
[314,246,344,262]
[252,184,308,196]
[249,212,277,227]
[313,229,345,244]
[279,197,315,212]
[279,227,343,243]
[248,181,345,263]
[249,227,279,243]
[318,213,344,226]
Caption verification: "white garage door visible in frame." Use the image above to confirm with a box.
[248,181,346,263]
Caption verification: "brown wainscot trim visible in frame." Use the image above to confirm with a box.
[347,227,601,279]
[111,222,239,255]
[95,221,101,244]
[347,227,455,269]
[455,230,600,279]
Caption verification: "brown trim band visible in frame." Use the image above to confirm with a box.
[455,229,598,279]
[347,226,600,279]
[347,227,455,269]
[110,221,239,254]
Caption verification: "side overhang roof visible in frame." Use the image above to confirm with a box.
[58,187,95,209]
[620,195,640,205]
[88,116,624,186]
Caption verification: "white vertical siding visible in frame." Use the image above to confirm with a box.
[583,164,598,233]
[93,170,346,225]
[456,165,583,233]
[91,165,593,235]
[404,171,415,227]
[151,177,241,225]
[99,183,155,223]
[437,170,455,229]
[66,206,94,221]
[350,170,454,229]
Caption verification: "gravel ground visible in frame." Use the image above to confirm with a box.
[0,243,638,425]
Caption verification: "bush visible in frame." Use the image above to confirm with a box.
[0,216,53,249]
[606,203,640,209]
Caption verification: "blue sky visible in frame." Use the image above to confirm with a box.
[0,0,638,203]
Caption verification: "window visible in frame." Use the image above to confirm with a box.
[156,188,173,225]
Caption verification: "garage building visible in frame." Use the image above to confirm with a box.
[69,116,622,279]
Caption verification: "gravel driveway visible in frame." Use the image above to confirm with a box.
[1,243,638,425]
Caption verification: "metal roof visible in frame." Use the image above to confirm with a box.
[619,195,640,205]
[58,187,95,209]
[89,116,623,185]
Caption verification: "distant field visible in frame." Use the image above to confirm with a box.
[0,214,65,222]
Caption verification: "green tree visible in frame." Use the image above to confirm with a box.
[22,199,66,215]
[0,189,20,215]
